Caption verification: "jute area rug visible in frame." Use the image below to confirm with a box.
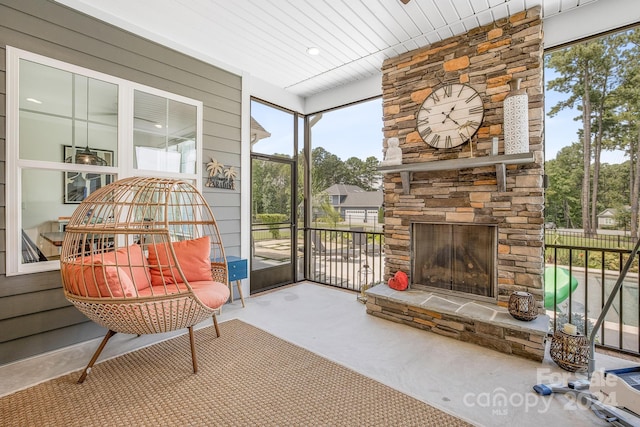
[0,319,473,426]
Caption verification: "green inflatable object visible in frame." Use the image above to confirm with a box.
[544,266,579,309]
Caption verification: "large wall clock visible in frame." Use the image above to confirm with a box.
[416,83,484,149]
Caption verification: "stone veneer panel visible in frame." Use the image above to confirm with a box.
[381,7,545,306]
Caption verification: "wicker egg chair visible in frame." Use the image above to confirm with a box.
[60,176,230,383]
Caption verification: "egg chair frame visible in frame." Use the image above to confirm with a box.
[60,176,230,383]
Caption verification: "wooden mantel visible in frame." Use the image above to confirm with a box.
[378,152,535,194]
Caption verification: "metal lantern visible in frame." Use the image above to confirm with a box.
[357,264,374,304]
[508,291,538,321]
[550,329,589,372]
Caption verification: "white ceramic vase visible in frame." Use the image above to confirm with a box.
[504,78,529,155]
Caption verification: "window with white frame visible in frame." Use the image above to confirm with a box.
[6,47,203,275]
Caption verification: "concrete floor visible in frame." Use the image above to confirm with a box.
[2,282,639,426]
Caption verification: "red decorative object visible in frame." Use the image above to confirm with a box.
[388,271,408,291]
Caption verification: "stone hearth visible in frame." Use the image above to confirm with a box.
[366,284,548,361]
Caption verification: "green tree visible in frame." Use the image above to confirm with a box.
[546,32,626,235]
[546,147,631,230]
[344,157,366,189]
[311,147,381,194]
[362,156,382,190]
[311,147,348,194]
[545,143,583,227]
[318,199,342,228]
[597,162,630,213]
[342,156,381,191]
[612,28,640,238]
[614,206,632,232]
[252,157,292,218]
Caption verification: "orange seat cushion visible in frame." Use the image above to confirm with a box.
[147,236,212,286]
[190,280,230,308]
[137,280,230,309]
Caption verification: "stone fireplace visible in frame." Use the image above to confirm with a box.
[365,7,549,361]
[412,222,496,299]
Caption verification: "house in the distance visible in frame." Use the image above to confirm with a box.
[597,208,618,229]
[323,184,383,225]
[597,206,635,230]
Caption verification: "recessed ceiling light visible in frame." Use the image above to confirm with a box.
[306,47,320,56]
[155,124,163,129]
[26,98,42,104]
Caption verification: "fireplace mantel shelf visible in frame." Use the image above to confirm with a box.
[378,152,535,193]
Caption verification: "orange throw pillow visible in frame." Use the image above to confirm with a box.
[147,236,212,286]
[98,244,151,291]
[64,261,135,298]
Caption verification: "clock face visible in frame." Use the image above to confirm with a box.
[416,83,484,149]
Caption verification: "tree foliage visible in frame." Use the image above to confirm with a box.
[310,147,381,194]
[613,29,640,238]
[545,27,640,238]
[252,157,292,218]
[545,144,583,228]
[310,147,347,195]
[252,148,381,221]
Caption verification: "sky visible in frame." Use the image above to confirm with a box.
[544,72,627,165]
[251,98,384,161]
[309,99,385,161]
[251,81,629,165]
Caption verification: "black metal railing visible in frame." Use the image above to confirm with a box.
[546,229,636,249]
[303,226,639,358]
[306,227,384,292]
[545,242,639,357]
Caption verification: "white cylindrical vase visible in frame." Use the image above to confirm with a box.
[504,78,529,155]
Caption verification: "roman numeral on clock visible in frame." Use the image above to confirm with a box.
[429,134,440,147]
[417,116,430,127]
[465,91,479,103]
[419,126,432,140]
[469,106,483,115]
[445,135,452,148]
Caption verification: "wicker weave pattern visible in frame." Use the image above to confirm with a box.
[549,330,589,372]
[60,177,228,335]
[507,291,538,321]
[70,298,215,335]
[211,263,227,284]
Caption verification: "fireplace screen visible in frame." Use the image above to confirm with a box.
[412,223,496,298]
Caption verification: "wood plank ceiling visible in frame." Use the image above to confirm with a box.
[55,0,599,98]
